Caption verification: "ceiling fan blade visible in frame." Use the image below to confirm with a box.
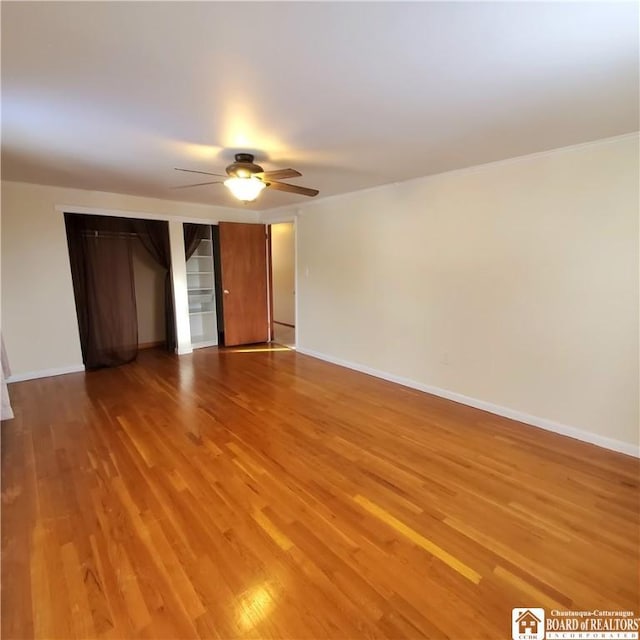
[171,180,223,189]
[256,168,302,180]
[266,180,319,197]
[174,167,227,178]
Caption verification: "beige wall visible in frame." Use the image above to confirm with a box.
[271,222,295,326]
[278,135,639,451]
[3,136,638,452]
[132,240,165,345]
[0,180,256,375]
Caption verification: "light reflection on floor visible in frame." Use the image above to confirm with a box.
[177,356,195,391]
[225,346,291,353]
[235,582,279,631]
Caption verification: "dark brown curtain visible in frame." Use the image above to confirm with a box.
[184,224,209,261]
[65,214,138,369]
[131,220,176,352]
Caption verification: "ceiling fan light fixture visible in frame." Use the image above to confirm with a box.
[224,176,266,202]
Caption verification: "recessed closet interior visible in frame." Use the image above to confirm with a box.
[132,241,166,349]
[185,224,218,349]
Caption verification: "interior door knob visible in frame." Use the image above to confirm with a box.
[224,289,230,294]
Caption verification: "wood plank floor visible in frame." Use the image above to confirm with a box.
[2,347,638,639]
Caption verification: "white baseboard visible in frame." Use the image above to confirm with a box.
[7,364,85,383]
[191,339,218,350]
[176,346,194,355]
[296,347,639,458]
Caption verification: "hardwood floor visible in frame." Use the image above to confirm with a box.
[2,347,638,639]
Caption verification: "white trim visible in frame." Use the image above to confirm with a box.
[266,224,272,340]
[175,346,193,355]
[260,132,639,217]
[7,364,85,383]
[167,220,194,355]
[296,347,640,459]
[55,203,228,225]
[293,216,298,350]
[191,339,218,350]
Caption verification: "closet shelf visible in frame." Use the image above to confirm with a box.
[187,228,217,349]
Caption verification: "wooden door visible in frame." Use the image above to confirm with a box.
[219,222,269,346]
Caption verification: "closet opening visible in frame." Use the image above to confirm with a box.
[64,213,175,370]
[184,224,218,349]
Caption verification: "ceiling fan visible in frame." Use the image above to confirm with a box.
[174,153,319,202]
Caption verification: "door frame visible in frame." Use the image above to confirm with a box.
[55,204,256,356]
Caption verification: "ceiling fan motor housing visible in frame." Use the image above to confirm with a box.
[226,153,264,178]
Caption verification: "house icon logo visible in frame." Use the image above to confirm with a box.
[512,608,545,640]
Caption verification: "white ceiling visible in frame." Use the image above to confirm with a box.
[2,2,638,211]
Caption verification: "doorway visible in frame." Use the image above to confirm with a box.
[270,222,296,348]
[202,221,296,350]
